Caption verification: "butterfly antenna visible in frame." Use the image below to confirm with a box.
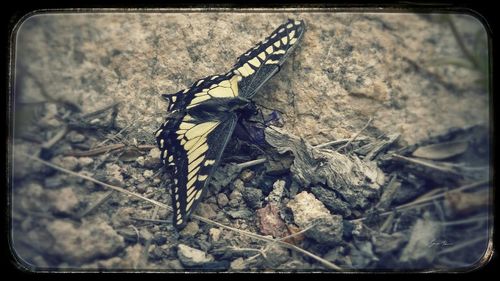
[254,102,285,116]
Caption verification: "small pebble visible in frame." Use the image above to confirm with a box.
[179,221,199,237]
[217,193,229,207]
[209,228,221,242]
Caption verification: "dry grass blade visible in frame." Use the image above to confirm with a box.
[77,190,115,218]
[64,144,155,157]
[236,158,267,170]
[41,126,69,150]
[314,137,369,149]
[335,117,373,152]
[20,152,343,271]
[351,179,490,223]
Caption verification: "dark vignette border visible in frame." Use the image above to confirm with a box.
[1,0,497,278]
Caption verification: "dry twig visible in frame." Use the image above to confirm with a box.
[20,152,342,271]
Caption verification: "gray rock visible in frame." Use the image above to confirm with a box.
[266,180,285,204]
[46,218,125,264]
[143,169,154,179]
[287,191,343,245]
[46,187,79,213]
[194,203,217,219]
[177,244,214,267]
[105,163,124,187]
[179,221,199,237]
[278,260,311,270]
[51,156,79,171]
[324,246,352,267]
[232,179,245,192]
[67,131,86,143]
[242,187,263,209]
[165,259,184,270]
[209,228,222,242]
[44,176,65,189]
[153,231,168,245]
[211,165,241,189]
[228,199,240,208]
[239,169,255,183]
[117,227,139,243]
[287,191,331,227]
[139,228,153,242]
[78,157,94,167]
[351,241,378,269]
[307,216,344,246]
[217,193,229,207]
[230,257,247,271]
[229,190,243,201]
[143,148,161,169]
[226,209,252,219]
[263,244,290,268]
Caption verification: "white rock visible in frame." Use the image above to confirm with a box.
[286,191,331,227]
[177,244,214,267]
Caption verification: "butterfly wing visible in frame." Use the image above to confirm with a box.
[232,19,305,99]
[155,111,237,228]
[155,19,306,229]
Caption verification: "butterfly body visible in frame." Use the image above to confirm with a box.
[155,19,305,228]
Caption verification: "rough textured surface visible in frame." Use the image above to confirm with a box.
[177,244,215,267]
[11,12,490,271]
[287,191,330,227]
[45,218,125,264]
[14,13,488,147]
[266,126,385,210]
[266,180,286,204]
[310,186,351,217]
[256,204,288,238]
[399,217,441,264]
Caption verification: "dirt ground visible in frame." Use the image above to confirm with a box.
[10,10,491,272]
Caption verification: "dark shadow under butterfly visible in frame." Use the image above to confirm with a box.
[154,19,306,229]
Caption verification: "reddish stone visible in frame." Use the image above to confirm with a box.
[256,204,288,238]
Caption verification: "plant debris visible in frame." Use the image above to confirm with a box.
[10,13,491,272]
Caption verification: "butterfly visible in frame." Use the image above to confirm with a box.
[155,19,305,228]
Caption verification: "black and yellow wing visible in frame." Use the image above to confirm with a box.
[155,109,237,228]
[232,19,305,98]
[156,19,305,229]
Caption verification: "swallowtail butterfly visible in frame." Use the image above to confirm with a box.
[155,19,305,228]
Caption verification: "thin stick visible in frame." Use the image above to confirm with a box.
[79,101,121,119]
[315,137,369,149]
[277,223,317,242]
[63,144,155,157]
[350,179,490,223]
[236,158,267,170]
[392,154,462,176]
[77,190,115,218]
[20,152,342,271]
[336,117,373,152]
[138,205,159,268]
[41,126,69,150]
[130,217,169,224]
[96,123,133,147]
[438,215,489,226]
[64,143,125,157]
[22,152,170,209]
